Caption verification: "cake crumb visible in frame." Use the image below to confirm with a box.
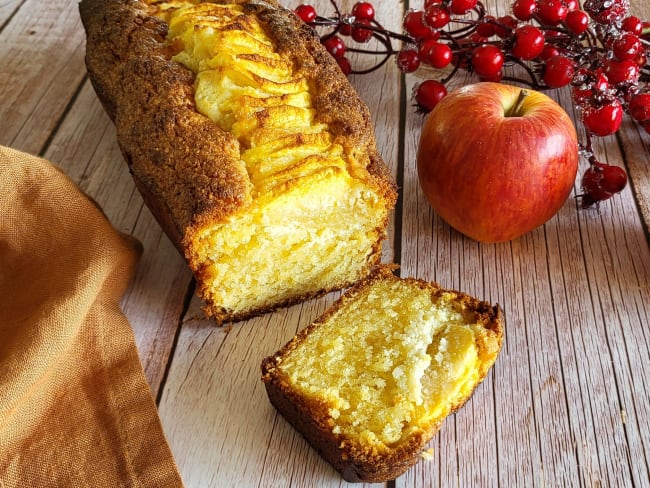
[621,409,627,425]
[421,448,434,461]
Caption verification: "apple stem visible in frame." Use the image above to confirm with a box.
[507,89,530,117]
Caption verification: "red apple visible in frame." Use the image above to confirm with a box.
[417,82,578,243]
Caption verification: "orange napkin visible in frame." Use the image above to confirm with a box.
[0,146,183,487]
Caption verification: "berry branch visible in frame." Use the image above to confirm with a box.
[293,0,649,208]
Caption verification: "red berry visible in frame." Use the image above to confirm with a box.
[543,29,563,40]
[537,0,568,25]
[476,15,497,37]
[294,4,317,23]
[418,39,437,62]
[404,10,435,39]
[471,44,504,78]
[613,33,642,60]
[580,162,627,207]
[339,22,353,36]
[582,100,623,136]
[593,71,610,92]
[540,43,560,61]
[571,87,589,105]
[604,58,640,85]
[628,93,650,121]
[449,0,477,15]
[337,56,352,75]
[396,48,421,73]
[468,32,487,43]
[424,6,451,28]
[427,42,452,68]
[581,166,610,206]
[323,35,346,58]
[413,29,442,46]
[424,0,443,8]
[565,10,590,34]
[543,55,575,87]
[494,15,518,38]
[600,165,628,194]
[512,0,537,21]
[352,2,375,21]
[414,80,447,112]
[621,15,643,35]
[511,25,545,60]
[351,19,374,42]
[424,29,442,41]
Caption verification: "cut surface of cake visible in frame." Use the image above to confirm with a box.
[261,266,504,482]
[79,0,397,324]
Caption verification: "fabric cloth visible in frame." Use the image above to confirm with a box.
[0,146,183,487]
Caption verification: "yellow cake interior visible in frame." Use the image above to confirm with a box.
[276,277,493,450]
[149,2,391,317]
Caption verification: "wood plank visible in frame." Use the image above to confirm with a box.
[396,3,650,486]
[42,82,193,395]
[398,55,507,487]
[619,118,650,237]
[621,0,650,233]
[0,0,86,155]
[571,135,650,486]
[157,0,404,485]
[0,0,22,27]
[399,84,507,487]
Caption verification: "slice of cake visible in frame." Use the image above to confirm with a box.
[261,266,504,482]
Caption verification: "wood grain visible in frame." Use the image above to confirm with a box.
[0,0,86,155]
[621,0,650,239]
[0,0,22,26]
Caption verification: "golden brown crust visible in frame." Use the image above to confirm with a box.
[261,373,432,482]
[261,265,504,482]
[80,0,253,248]
[79,0,395,245]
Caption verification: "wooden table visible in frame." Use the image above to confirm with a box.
[3,0,650,486]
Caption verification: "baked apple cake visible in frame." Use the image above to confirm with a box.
[80,0,397,323]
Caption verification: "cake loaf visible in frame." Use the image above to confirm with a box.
[262,266,504,482]
[79,0,397,324]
